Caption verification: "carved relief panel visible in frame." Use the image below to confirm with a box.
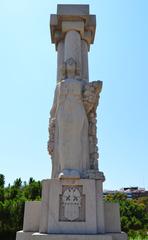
[59,185,85,222]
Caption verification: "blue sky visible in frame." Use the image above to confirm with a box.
[0,0,148,190]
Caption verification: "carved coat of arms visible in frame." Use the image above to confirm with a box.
[59,185,85,222]
[62,187,81,221]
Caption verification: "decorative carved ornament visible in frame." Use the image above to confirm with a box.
[59,185,85,222]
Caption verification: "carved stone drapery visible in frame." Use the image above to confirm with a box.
[48,80,102,178]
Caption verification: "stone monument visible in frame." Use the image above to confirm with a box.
[16,4,127,240]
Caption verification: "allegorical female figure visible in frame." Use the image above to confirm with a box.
[48,59,89,179]
[48,54,102,179]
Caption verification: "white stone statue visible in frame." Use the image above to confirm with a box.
[48,60,89,178]
[48,59,102,179]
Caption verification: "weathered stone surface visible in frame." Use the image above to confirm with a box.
[16,231,34,240]
[48,79,102,178]
[81,40,89,81]
[32,233,112,240]
[59,185,85,222]
[57,4,89,16]
[62,21,84,37]
[40,179,98,234]
[16,232,127,240]
[96,180,105,233]
[104,202,121,233]
[64,31,81,75]
[57,41,64,82]
[39,180,49,234]
[50,5,96,47]
[48,78,89,179]
[110,233,128,240]
[23,201,41,232]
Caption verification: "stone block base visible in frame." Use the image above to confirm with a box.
[32,233,112,240]
[16,231,34,240]
[40,179,105,234]
[16,231,127,240]
[18,179,123,235]
[16,179,127,239]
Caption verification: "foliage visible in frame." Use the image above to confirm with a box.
[105,192,148,238]
[0,174,41,240]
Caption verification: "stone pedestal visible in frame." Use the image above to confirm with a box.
[16,178,127,240]
[16,231,127,240]
[40,179,104,234]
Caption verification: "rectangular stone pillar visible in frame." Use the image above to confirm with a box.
[39,179,101,234]
[23,201,41,232]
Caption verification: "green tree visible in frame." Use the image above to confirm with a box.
[105,192,127,202]
[0,176,41,240]
[23,181,41,200]
[14,178,22,189]
[0,174,5,188]
[0,174,5,202]
[105,193,148,237]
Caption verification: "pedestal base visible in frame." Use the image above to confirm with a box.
[16,178,127,240]
[39,179,105,234]
[16,231,127,240]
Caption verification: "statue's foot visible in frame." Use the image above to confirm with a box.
[58,169,80,179]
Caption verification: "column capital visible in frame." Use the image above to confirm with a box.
[50,4,96,50]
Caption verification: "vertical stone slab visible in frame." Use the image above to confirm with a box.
[39,180,50,233]
[104,202,121,233]
[23,201,41,232]
[96,180,105,233]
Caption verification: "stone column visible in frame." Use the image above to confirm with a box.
[64,30,81,78]
[57,40,64,82]
[50,4,96,81]
[81,40,89,81]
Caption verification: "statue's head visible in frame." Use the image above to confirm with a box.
[60,57,81,80]
[66,57,76,78]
